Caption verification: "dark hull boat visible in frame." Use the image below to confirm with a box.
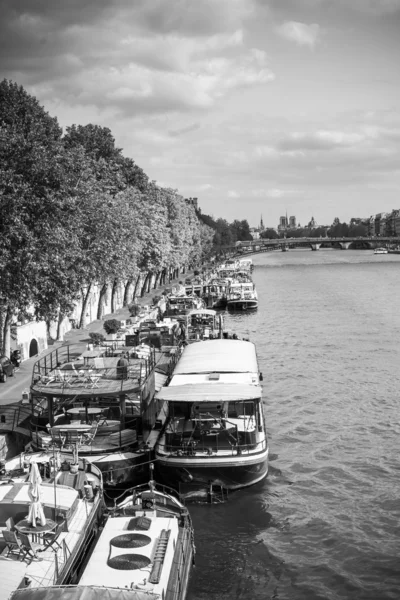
[154,340,269,497]
[28,342,179,490]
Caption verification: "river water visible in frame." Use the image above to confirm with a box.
[188,249,400,600]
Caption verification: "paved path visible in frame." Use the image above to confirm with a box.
[0,275,190,406]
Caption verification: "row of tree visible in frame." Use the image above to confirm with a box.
[198,213,252,249]
[0,80,215,353]
[260,220,367,240]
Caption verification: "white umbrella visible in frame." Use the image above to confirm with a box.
[27,462,47,527]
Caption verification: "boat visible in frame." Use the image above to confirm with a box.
[226,281,258,311]
[164,285,205,320]
[7,468,195,600]
[185,309,223,342]
[0,451,103,590]
[28,341,180,490]
[202,278,229,309]
[154,340,269,496]
[374,247,388,254]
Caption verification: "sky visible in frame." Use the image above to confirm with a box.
[1,0,400,229]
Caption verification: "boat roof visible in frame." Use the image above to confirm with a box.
[187,309,216,317]
[11,587,158,600]
[156,383,262,402]
[173,340,258,374]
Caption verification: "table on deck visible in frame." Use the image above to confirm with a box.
[14,518,57,542]
[67,407,103,416]
[81,349,106,365]
[52,424,92,432]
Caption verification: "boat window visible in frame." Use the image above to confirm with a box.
[227,401,255,418]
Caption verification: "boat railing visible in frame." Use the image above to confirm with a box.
[162,428,265,456]
[31,345,156,392]
[110,478,187,510]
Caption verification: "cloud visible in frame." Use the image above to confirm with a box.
[0,1,273,117]
[276,21,321,48]
[278,130,366,152]
[169,123,201,137]
[228,190,240,198]
[198,184,215,192]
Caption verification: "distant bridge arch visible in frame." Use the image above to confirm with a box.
[223,236,398,257]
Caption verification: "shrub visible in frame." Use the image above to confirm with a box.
[89,332,106,346]
[128,303,141,317]
[103,319,121,334]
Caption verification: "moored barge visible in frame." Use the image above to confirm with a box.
[154,340,268,496]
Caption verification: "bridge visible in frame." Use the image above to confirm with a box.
[222,236,400,256]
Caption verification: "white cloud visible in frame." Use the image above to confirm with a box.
[228,190,240,198]
[276,21,321,48]
[266,188,285,198]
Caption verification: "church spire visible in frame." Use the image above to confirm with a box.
[260,214,264,230]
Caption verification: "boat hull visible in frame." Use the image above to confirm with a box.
[155,447,269,493]
[227,300,258,311]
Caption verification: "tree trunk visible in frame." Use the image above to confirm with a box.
[111,279,118,313]
[140,272,150,297]
[3,307,12,358]
[123,280,132,306]
[153,272,161,290]
[79,284,92,328]
[147,272,153,293]
[132,274,142,303]
[56,311,64,341]
[0,305,6,355]
[97,283,108,320]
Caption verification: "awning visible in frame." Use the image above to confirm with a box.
[11,587,158,600]
[173,340,258,375]
[154,371,168,392]
[156,383,262,402]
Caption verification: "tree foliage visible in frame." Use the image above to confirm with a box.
[0,79,215,352]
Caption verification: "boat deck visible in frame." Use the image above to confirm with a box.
[1,497,99,588]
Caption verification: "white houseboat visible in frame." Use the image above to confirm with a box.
[226,281,258,311]
[0,451,103,593]
[8,469,194,600]
[154,340,268,495]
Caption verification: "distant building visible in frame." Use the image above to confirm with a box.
[185,197,198,210]
[278,215,297,231]
[250,215,266,239]
[278,216,287,231]
[307,216,317,229]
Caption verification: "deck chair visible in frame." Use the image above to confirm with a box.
[2,530,24,559]
[18,533,42,563]
[66,431,83,446]
[82,422,99,446]
[50,429,66,448]
[55,370,72,386]
[39,520,64,552]
[6,517,15,531]
[40,374,56,386]
[95,413,108,426]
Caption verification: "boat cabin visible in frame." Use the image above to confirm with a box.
[164,296,204,318]
[185,309,222,342]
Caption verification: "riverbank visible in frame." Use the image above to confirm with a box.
[0,269,198,406]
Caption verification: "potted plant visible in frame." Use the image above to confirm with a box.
[103,319,121,339]
[89,332,106,346]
